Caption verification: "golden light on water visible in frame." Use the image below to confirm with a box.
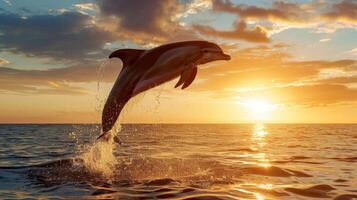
[258,184,273,190]
[254,193,265,200]
[252,124,268,145]
[255,128,268,137]
[252,124,271,167]
[241,98,277,121]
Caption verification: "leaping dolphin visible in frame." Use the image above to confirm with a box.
[99,41,230,139]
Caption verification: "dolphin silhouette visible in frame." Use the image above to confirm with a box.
[99,41,230,139]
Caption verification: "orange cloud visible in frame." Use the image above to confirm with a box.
[181,45,357,106]
[193,20,269,43]
[0,60,122,95]
[251,84,357,106]
[213,0,304,23]
[0,58,9,65]
[2,43,356,108]
[318,76,357,84]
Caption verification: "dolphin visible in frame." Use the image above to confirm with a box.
[98,41,230,140]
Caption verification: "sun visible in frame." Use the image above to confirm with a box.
[241,98,277,121]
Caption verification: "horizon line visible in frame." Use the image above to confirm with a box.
[1,122,357,125]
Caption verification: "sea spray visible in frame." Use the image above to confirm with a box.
[74,59,119,177]
[79,130,118,177]
[95,59,110,113]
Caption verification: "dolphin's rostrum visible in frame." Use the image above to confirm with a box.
[99,41,230,139]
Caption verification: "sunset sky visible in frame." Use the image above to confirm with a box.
[0,0,356,123]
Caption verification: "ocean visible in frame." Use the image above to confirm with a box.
[0,124,356,199]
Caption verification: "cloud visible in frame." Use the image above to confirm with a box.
[0,12,114,61]
[95,0,211,44]
[319,38,331,42]
[179,0,212,17]
[73,3,97,12]
[0,58,9,65]
[346,48,357,56]
[193,20,269,43]
[0,60,122,95]
[2,0,11,6]
[318,76,357,84]
[323,0,357,23]
[180,45,357,106]
[98,0,183,36]
[1,42,356,107]
[246,84,357,106]
[211,0,357,35]
[213,0,304,23]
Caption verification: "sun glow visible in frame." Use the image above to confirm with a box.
[241,98,277,121]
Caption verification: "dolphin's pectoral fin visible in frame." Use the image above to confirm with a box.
[174,72,187,88]
[175,64,195,88]
[181,67,197,89]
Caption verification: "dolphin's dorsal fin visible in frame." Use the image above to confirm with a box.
[109,49,145,67]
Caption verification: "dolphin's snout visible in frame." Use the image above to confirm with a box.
[221,53,231,60]
[214,52,231,61]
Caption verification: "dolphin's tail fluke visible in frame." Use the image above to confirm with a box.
[97,131,111,140]
[97,131,121,144]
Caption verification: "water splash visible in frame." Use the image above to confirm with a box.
[95,59,110,113]
[78,130,118,177]
[73,59,119,178]
[154,89,162,113]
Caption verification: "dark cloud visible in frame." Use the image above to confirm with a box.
[98,0,182,36]
[193,20,269,43]
[0,12,114,61]
[323,0,357,22]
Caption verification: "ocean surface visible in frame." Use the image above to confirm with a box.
[0,124,356,200]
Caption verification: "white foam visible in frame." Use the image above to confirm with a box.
[79,130,118,177]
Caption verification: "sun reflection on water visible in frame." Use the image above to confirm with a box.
[255,193,265,200]
[258,183,273,190]
[253,124,268,140]
[252,123,271,167]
